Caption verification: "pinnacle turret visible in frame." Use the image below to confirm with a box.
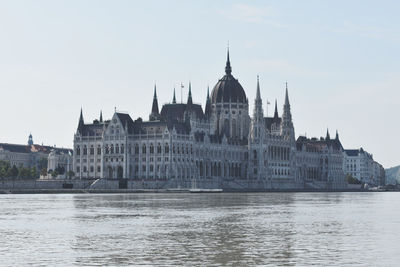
[187,82,193,106]
[99,110,103,123]
[172,87,177,104]
[150,84,159,121]
[205,86,211,118]
[225,47,232,75]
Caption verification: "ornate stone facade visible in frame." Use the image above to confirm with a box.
[73,51,350,189]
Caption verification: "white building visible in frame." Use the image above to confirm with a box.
[72,50,359,190]
[344,148,385,186]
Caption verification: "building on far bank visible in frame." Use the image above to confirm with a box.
[0,134,72,176]
[343,148,385,186]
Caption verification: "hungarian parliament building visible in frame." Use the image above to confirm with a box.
[72,51,384,190]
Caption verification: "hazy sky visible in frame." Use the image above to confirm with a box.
[0,1,399,167]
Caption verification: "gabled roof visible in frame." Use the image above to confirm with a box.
[160,103,205,122]
[264,116,281,131]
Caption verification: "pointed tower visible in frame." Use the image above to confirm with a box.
[187,82,193,106]
[326,128,331,140]
[28,133,33,146]
[249,76,266,180]
[150,84,160,121]
[281,82,295,140]
[225,47,232,75]
[335,130,339,140]
[77,108,84,134]
[204,86,211,119]
[99,110,103,123]
[273,99,279,119]
[172,88,177,104]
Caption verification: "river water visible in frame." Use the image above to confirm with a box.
[0,192,399,266]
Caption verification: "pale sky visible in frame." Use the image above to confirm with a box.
[0,1,399,168]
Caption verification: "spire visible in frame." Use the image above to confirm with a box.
[225,47,232,75]
[150,84,159,121]
[281,82,294,138]
[78,108,84,134]
[172,87,177,104]
[285,82,290,106]
[205,85,211,118]
[99,110,103,123]
[187,81,193,106]
[273,99,279,119]
[326,128,331,140]
[256,75,261,100]
[252,75,263,120]
[335,130,339,140]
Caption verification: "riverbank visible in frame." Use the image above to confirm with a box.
[0,179,394,194]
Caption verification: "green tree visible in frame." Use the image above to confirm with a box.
[51,170,59,178]
[31,166,38,179]
[10,165,18,178]
[37,157,48,171]
[346,174,361,184]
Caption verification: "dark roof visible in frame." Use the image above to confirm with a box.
[160,103,205,122]
[296,136,343,152]
[210,51,247,104]
[345,149,360,157]
[211,74,247,104]
[264,117,281,131]
[0,143,72,155]
[78,122,108,136]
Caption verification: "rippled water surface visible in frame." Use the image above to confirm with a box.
[1,192,400,266]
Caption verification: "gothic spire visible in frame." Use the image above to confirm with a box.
[326,128,331,140]
[172,87,177,104]
[285,82,290,106]
[253,75,263,121]
[281,82,294,137]
[335,130,339,140]
[225,47,232,75]
[205,85,211,118]
[99,110,103,123]
[78,108,84,133]
[274,99,279,119]
[187,81,193,106]
[150,84,159,121]
[256,75,261,100]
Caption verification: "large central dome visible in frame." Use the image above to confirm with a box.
[211,51,247,104]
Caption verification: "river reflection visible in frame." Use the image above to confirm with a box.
[1,193,400,266]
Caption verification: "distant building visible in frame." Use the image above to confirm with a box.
[344,148,385,186]
[0,134,72,174]
[296,130,346,189]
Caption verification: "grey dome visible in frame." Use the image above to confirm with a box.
[211,51,247,104]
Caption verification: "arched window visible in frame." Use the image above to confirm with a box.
[232,119,237,138]
[76,146,81,155]
[90,145,94,155]
[110,144,114,154]
[142,144,146,154]
[97,145,101,155]
[165,144,169,153]
[223,119,230,137]
[83,145,87,155]
[121,144,124,154]
[115,144,119,154]
[157,143,161,154]
[105,145,109,154]
[150,144,154,154]
[135,144,139,154]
